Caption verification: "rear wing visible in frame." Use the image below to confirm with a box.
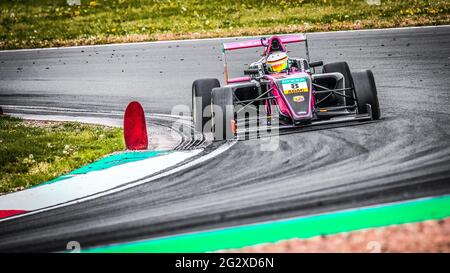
[222,34,309,84]
[222,34,307,51]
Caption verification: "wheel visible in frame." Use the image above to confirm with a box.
[321,62,354,106]
[192,78,220,133]
[211,87,235,141]
[322,62,354,89]
[352,70,381,120]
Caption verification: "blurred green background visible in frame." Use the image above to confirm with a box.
[0,0,448,49]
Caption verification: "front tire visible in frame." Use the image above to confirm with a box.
[321,61,354,107]
[352,70,381,120]
[192,78,220,133]
[211,87,235,141]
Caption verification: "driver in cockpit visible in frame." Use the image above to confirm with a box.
[265,51,289,73]
[265,50,310,74]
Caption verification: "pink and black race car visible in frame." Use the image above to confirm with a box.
[192,34,380,140]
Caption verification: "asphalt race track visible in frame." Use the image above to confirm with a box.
[1,26,450,252]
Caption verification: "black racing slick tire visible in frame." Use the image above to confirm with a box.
[352,70,381,120]
[322,62,354,90]
[211,87,235,141]
[322,61,354,106]
[192,78,220,133]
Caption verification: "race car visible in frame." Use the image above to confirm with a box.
[192,34,380,140]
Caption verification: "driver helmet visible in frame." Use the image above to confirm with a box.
[266,51,288,73]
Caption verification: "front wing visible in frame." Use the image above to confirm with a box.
[235,104,374,139]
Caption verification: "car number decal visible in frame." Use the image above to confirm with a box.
[281,77,308,95]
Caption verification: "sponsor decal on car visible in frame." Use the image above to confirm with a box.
[293,95,305,102]
[282,77,308,95]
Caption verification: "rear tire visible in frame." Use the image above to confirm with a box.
[352,70,381,120]
[211,87,235,141]
[192,78,220,132]
[322,62,354,106]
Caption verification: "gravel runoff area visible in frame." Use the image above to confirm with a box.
[222,218,450,253]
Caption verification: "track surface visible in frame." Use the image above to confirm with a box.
[1,26,450,252]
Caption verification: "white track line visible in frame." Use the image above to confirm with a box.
[0,150,202,211]
[0,140,236,222]
[0,25,448,53]
[0,108,219,220]
[10,113,123,127]
[2,105,191,121]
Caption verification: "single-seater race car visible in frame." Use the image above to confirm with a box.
[192,34,380,141]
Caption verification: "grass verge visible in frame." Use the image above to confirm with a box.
[0,115,124,194]
[0,0,449,50]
